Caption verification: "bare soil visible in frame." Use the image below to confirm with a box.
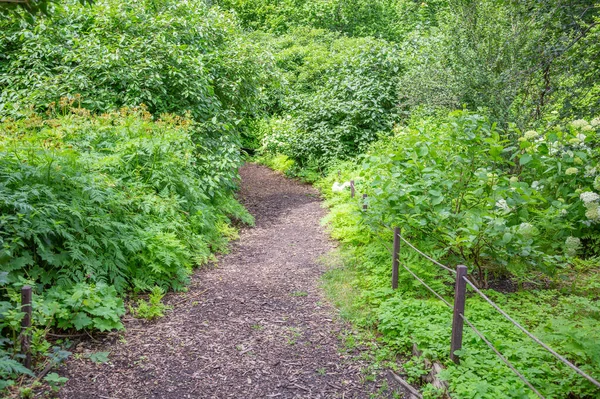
[58,164,396,399]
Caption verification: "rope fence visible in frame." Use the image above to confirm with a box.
[459,313,546,399]
[347,183,600,395]
[463,276,600,389]
[388,227,600,393]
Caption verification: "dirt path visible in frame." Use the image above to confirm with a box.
[59,164,393,399]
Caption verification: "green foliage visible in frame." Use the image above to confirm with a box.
[0,349,33,391]
[321,173,600,398]
[0,108,252,391]
[255,28,402,168]
[0,109,250,292]
[398,1,600,124]
[130,286,169,321]
[43,372,68,392]
[0,0,269,133]
[255,153,295,175]
[216,0,445,42]
[350,111,599,282]
[2,0,599,396]
[47,283,124,331]
[0,0,92,19]
[87,351,110,364]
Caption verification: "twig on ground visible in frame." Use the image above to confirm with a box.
[389,371,423,399]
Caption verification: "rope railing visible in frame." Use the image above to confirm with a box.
[381,237,452,307]
[345,180,599,394]
[395,232,456,274]
[459,313,546,399]
[357,203,600,394]
[387,243,543,397]
[463,277,600,389]
[366,218,456,274]
[400,261,452,308]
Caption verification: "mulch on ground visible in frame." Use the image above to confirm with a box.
[58,164,397,399]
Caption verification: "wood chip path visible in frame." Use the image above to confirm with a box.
[58,164,397,399]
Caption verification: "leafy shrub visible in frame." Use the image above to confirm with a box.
[44,372,68,392]
[397,1,600,124]
[320,164,600,398]
[0,349,33,391]
[346,111,600,283]
[256,153,295,175]
[47,283,125,331]
[217,0,445,42]
[0,108,251,292]
[0,0,269,131]
[257,29,403,168]
[0,108,252,391]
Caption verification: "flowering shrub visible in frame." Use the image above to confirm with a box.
[347,111,600,283]
[319,112,600,397]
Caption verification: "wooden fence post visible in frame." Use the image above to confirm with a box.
[450,265,467,364]
[350,180,355,198]
[362,194,368,210]
[21,285,32,369]
[392,227,400,289]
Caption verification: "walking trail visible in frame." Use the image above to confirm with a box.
[59,164,394,399]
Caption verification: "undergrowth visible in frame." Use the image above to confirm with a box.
[0,107,253,393]
[318,152,600,398]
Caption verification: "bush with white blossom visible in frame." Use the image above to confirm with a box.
[343,111,600,280]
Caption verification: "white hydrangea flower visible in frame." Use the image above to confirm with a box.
[560,209,568,216]
[486,173,498,180]
[565,167,578,176]
[509,176,518,183]
[565,236,581,257]
[548,142,560,155]
[585,201,600,221]
[495,199,511,212]
[531,181,540,189]
[523,130,538,140]
[571,119,590,129]
[594,176,600,191]
[518,222,535,237]
[332,182,351,192]
[576,133,587,142]
[591,117,600,127]
[580,191,600,204]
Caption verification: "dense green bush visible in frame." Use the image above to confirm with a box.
[1,107,251,292]
[216,0,445,42]
[397,1,600,124]
[0,0,268,128]
[328,111,599,283]
[255,28,402,168]
[320,195,600,398]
